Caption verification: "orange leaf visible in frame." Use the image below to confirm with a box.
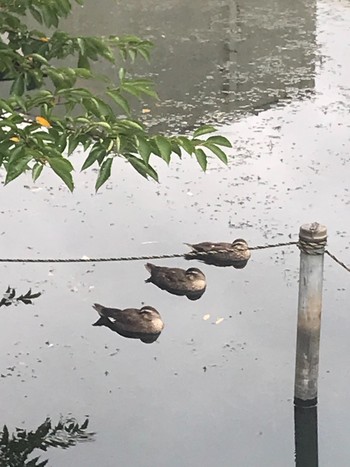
[36,116,51,128]
[9,136,20,142]
[39,37,49,42]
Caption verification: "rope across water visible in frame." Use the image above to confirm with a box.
[0,240,348,273]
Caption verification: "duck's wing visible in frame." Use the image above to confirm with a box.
[186,242,231,252]
[156,268,189,289]
[185,242,215,251]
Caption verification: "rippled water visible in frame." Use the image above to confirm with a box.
[1,1,350,465]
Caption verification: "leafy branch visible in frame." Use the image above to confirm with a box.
[0,0,232,191]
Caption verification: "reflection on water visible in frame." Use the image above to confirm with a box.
[92,303,164,344]
[64,0,316,131]
[0,287,41,308]
[144,263,207,300]
[294,406,318,467]
[0,417,94,467]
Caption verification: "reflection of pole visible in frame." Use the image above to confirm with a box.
[294,405,318,467]
[294,223,327,406]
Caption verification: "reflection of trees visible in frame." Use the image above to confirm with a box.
[0,287,41,307]
[0,417,94,467]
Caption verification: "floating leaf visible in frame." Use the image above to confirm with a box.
[203,314,210,321]
[215,318,224,325]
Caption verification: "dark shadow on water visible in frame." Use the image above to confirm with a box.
[294,405,318,467]
[0,417,94,467]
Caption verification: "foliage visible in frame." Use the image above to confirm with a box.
[0,416,94,467]
[0,286,41,307]
[0,0,232,191]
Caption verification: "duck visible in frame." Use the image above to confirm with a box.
[184,238,251,268]
[145,263,206,300]
[92,303,164,344]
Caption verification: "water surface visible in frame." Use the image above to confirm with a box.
[1,1,350,466]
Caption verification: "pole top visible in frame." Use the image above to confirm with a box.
[299,222,327,242]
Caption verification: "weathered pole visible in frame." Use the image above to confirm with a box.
[294,223,327,407]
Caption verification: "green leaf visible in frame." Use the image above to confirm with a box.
[177,136,194,155]
[106,90,130,115]
[193,125,217,138]
[119,119,144,131]
[206,135,232,148]
[10,75,25,96]
[137,136,151,163]
[74,68,92,79]
[0,99,13,113]
[170,141,182,157]
[41,5,58,28]
[30,53,49,65]
[29,7,43,24]
[195,148,207,171]
[68,136,80,156]
[47,157,74,191]
[81,145,106,171]
[5,147,32,184]
[128,156,158,181]
[155,135,172,163]
[57,133,67,151]
[95,158,113,191]
[204,143,228,164]
[32,163,44,182]
[119,67,126,82]
[78,54,90,69]
[83,98,102,117]
[90,121,112,130]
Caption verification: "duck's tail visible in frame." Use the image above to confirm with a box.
[93,303,105,316]
[92,303,110,326]
[144,263,156,282]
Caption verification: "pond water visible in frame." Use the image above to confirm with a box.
[1,0,350,466]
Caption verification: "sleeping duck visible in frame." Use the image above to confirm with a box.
[92,303,164,344]
[145,263,206,300]
[184,238,251,268]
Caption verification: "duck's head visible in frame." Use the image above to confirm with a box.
[140,305,161,318]
[232,238,249,248]
[185,268,206,281]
